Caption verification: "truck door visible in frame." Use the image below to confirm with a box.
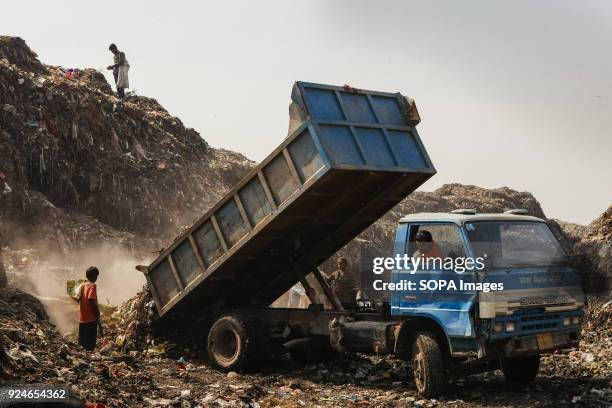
[391,222,477,338]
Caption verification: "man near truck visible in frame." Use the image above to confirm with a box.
[326,257,359,306]
[78,266,103,351]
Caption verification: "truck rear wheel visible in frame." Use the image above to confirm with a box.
[412,332,446,397]
[501,354,540,383]
[207,315,265,371]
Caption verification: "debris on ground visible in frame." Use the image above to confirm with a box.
[570,205,612,295]
[1,286,611,407]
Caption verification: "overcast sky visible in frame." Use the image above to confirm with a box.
[3,0,611,224]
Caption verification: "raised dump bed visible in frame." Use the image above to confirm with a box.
[144,82,436,316]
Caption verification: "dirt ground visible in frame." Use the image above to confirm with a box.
[92,352,611,408]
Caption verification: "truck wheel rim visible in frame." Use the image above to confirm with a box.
[214,328,239,363]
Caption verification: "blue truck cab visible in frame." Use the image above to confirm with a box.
[389,209,585,395]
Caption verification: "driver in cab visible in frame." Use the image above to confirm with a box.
[413,230,443,261]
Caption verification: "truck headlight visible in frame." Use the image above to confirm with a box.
[494,322,504,333]
[506,321,516,332]
[563,317,571,326]
[571,316,580,325]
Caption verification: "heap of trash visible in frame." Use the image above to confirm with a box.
[570,205,612,295]
[0,36,253,257]
[541,300,612,379]
[0,287,162,407]
[100,288,157,354]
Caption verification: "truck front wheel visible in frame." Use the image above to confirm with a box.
[501,354,540,383]
[207,315,265,371]
[411,332,446,397]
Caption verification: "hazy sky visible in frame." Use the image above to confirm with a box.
[4,1,611,224]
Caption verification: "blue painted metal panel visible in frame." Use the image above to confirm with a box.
[370,95,406,125]
[339,92,377,122]
[484,266,582,291]
[287,130,325,183]
[298,82,433,172]
[391,222,476,340]
[354,128,396,167]
[303,88,344,121]
[317,125,364,166]
[386,130,427,168]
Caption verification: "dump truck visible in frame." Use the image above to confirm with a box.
[142,82,585,397]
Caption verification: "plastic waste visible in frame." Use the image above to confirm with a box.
[67,279,86,302]
[147,344,166,356]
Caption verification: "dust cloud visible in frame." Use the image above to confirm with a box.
[6,242,153,335]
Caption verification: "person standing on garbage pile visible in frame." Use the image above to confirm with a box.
[106,43,129,99]
[326,257,360,307]
[79,266,103,351]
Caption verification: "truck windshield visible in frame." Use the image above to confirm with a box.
[465,221,568,268]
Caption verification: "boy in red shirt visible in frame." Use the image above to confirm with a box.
[79,266,103,351]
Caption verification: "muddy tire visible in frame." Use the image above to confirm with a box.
[411,332,446,397]
[207,315,265,371]
[501,354,540,383]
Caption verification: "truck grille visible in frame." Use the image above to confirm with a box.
[520,314,560,332]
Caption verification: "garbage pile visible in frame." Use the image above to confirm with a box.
[102,286,213,360]
[0,287,157,407]
[570,205,612,295]
[539,299,612,406]
[552,219,589,245]
[541,300,612,379]
[0,36,254,257]
[101,288,155,353]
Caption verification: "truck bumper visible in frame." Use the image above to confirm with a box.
[497,329,580,357]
